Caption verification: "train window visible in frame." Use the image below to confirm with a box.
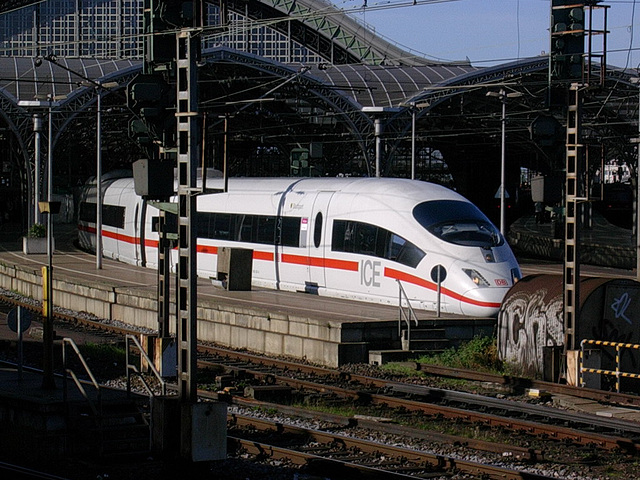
[213,213,232,240]
[396,242,426,268]
[313,212,322,248]
[256,216,276,244]
[197,212,298,246]
[103,205,126,229]
[332,220,425,268]
[238,215,255,242]
[80,202,125,229]
[413,200,503,248]
[388,233,405,260]
[78,202,96,223]
[279,217,301,247]
[356,223,377,256]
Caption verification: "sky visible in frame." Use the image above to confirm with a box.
[340,0,639,70]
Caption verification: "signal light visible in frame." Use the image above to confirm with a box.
[550,1,585,81]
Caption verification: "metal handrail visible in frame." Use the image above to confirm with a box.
[579,339,640,392]
[397,280,419,351]
[125,334,168,397]
[62,337,101,416]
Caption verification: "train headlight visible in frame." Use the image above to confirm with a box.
[463,269,490,287]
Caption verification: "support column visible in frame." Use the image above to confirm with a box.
[175,29,199,404]
[563,84,584,382]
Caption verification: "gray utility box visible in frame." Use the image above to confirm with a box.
[217,247,253,291]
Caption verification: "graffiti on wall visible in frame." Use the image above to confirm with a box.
[498,288,564,377]
[600,285,640,370]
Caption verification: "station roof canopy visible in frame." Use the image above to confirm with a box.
[0,52,482,110]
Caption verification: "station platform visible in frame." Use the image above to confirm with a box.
[508,212,635,269]
[0,223,494,368]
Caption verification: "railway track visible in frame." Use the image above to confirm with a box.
[228,413,556,480]
[197,345,640,453]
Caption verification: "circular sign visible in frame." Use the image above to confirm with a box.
[430,265,447,283]
[7,307,32,333]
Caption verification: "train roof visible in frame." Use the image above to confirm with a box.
[203,177,466,203]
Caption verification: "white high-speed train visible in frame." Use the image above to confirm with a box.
[77,174,521,317]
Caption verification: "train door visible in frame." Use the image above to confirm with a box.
[133,203,140,265]
[274,188,313,293]
[307,191,334,290]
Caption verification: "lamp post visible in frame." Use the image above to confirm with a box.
[486,89,523,236]
[45,99,55,389]
[407,101,429,181]
[96,88,103,269]
[362,107,401,178]
[94,81,119,270]
[32,114,42,226]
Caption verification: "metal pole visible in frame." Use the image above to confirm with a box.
[411,105,416,180]
[223,114,228,193]
[17,307,23,380]
[33,114,42,226]
[374,117,382,178]
[500,89,506,236]
[96,90,103,269]
[42,103,55,390]
[636,81,640,281]
[47,104,53,256]
[436,267,441,318]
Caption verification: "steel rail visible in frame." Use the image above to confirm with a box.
[198,355,640,453]
[199,343,640,407]
[229,414,557,480]
[220,393,542,461]
[389,382,640,437]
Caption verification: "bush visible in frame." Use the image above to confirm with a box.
[27,223,46,238]
[418,335,503,373]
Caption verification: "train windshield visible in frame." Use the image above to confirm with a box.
[413,200,503,247]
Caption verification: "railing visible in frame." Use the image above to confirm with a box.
[62,337,101,416]
[397,280,419,351]
[126,334,168,397]
[579,339,640,392]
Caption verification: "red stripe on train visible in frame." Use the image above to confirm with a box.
[281,253,359,271]
[384,267,501,309]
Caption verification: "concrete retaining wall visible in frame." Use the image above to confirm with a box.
[0,260,384,367]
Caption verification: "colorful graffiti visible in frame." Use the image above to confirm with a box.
[498,288,563,377]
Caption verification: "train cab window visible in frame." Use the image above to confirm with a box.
[413,200,503,248]
[313,212,323,248]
